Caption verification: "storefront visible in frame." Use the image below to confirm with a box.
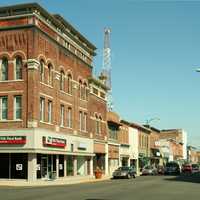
[108,144,119,174]
[93,142,106,173]
[120,144,130,167]
[150,148,162,167]
[0,129,94,182]
[0,136,28,179]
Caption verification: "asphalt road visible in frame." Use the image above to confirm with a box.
[0,175,200,200]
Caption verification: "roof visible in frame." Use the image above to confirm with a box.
[120,119,151,133]
[0,3,96,53]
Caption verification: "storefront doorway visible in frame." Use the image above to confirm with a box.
[37,154,56,180]
[0,153,27,179]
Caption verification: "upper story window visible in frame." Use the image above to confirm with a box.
[40,60,45,82]
[48,64,53,86]
[48,100,52,123]
[60,71,65,91]
[79,80,83,99]
[95,114,102,135]
[0,96,8,120]
[0,57,8,81]
[60,105,64,126]
[79,111,83,131]
[83,82,88,100]
[79,111,87,132]
[15,56,23,80]
[14,95,22,120]
[67,107,72,128]
[108,123,118,140]
[40,97,45,122]
[67,74,72,94]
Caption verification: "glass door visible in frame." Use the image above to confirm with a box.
[41,156,48,179]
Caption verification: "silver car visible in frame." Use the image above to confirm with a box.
[113,167,136,179]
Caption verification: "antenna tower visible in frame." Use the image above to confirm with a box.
[101,28,113,111]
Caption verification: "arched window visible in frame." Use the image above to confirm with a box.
[99,116,102,135]
[15,56,23,79]
[67,73,72,94]
[39,60,45,82]
[83,82,87,100]
[0,57,8,81]
[95,114,99,135]
[48,64,53,86]
[60,70,65,91]
[79,80,82,99]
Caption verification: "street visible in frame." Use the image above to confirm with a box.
[0,175,200,200]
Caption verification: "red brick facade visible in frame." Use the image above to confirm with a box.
[0,3,107,140]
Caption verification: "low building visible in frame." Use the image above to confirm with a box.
[107,111,121,175]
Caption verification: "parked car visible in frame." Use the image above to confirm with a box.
[191,164,199,174]
[112,166,136,179]
[142,165,157,176]
[182,164,192,174]
[164,162,181,175]
[157,165,165,175]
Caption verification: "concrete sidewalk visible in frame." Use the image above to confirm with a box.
[0,175,112,187]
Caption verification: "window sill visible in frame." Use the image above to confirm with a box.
[0,119,23,122]
[39,121,54,125]
[40,82,54,88]
[0,79,24,83]
[60,90,73,97]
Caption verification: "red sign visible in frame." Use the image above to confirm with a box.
[43,136,66,148]
[0,136,26,144]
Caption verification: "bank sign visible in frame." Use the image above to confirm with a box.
[0,136,26,144]
[43,136,66,148]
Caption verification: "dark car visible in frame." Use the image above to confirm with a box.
[182,164,192,174]
[164,162,181,175]
[112,166,136,179]
[191,164,199,174]
[141,165,157,176]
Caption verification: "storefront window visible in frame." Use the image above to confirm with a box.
[67,156,74,176]
[77,156,86,176]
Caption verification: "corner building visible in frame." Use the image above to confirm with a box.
[0,3,108,181]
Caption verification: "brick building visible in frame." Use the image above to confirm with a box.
[160,129,187,161]
[0,3,108,181]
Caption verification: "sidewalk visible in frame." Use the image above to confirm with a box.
[0,175,112,187]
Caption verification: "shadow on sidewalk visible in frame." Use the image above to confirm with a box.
[164,173,200,184]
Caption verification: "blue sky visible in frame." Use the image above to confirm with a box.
[1,0,200,147]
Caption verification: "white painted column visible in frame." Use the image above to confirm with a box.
[136,159,139,176]
[128,158,131,167]
[28,153,37,182]
[64,155,67,177]
[56,155,59,179]
[90,157,93,176]
[105,143,109,175]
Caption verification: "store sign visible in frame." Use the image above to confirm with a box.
[43,136,66,148]
[78,142,87,150]
[0,136,26,144]
[16,164,23,171]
